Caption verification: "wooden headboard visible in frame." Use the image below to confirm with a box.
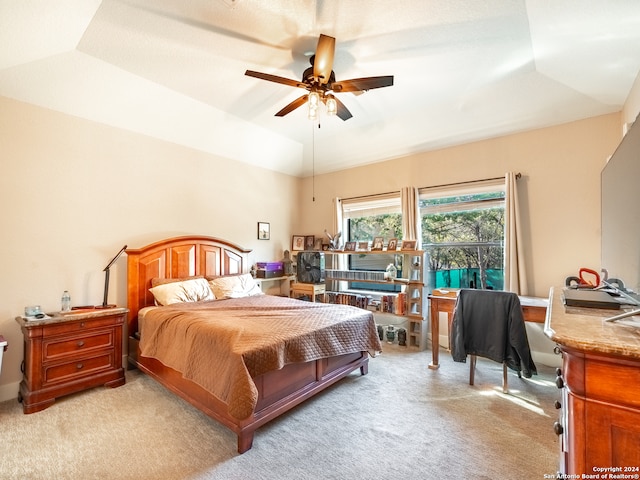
[126,235,251,334]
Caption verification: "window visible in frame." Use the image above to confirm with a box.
[420,181,505,291]
[341,194,402,292]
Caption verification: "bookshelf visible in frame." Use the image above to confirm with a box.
[323,249,428,349]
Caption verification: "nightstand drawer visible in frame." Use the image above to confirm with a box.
[42,315,121,337]
[43,352,114,385]
[43,329,114,361]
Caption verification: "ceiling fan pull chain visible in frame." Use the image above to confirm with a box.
[312,121,315,202]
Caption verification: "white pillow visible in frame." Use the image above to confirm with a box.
[208,274,263,299]
[149,278,215,306]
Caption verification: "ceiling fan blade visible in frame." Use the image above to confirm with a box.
[331,75,394,93]
[275,95,309,117]
[245,70,305,89]
[313,34,335,85]
[333,97,353,121]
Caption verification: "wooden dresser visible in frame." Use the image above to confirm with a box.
[544,287,640,475]
[16,307,127,413]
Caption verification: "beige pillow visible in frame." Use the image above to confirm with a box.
[149,278,215,306]
[208,274,263,299]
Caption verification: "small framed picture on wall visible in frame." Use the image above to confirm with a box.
[258,222,270,240]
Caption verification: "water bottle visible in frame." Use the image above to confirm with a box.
[61,290,71,312]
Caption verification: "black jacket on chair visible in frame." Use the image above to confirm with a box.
[450,289,537,378]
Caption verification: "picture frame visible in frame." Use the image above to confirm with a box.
[257,222,270,240]
[314,238,323,250]
[401,240,417,251]
[304,235,315,250]
[292,235,305,251]
[344,241,356,251]
[387,238,398,251]
[357,241,369,251]
[372,237,384,251]
[322,243,329,251]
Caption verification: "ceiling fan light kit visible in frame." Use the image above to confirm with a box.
[326,94,337,116]
[245,34,393,122]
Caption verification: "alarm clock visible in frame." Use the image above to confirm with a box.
[296,251,325,284]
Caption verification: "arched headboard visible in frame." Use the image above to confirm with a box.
[126,235,252,334]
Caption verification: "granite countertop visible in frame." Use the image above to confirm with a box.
[15,307,129,327]
[544,286,640,359]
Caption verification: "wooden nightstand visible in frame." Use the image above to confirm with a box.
[15,307,127,414]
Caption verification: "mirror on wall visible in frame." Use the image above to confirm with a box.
[601,114,640,293]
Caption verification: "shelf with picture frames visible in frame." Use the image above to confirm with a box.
[323,249,428,349]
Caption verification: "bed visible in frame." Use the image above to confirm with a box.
[126,235,382,453]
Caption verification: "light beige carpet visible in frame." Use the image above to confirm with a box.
[0,345,559,480]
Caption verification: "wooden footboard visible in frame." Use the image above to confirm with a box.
[128,338,369,453]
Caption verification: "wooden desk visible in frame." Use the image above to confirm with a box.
[428,289,547,369]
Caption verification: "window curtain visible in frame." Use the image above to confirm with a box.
[332,197,343,248]
[504,172,527,295]
[401,187,422,249]
[332,197,346,273]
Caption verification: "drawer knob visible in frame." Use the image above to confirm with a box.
[80,322,85,328]
[553,421,564,436]
[77,341,85,348]
[76,363,84,370]
[555,376,564,389]
[554,400,561,409]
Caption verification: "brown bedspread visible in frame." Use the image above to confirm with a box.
[139,295,382,420]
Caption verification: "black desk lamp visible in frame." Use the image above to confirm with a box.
[96,245,127,309]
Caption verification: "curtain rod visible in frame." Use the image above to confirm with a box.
[341,173,521,202]
[340,190,400,202]
[419,172,520,191]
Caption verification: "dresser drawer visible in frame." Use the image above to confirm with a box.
[41,315,123,337]
[43,329,114,361]
[43,352,114,385]
[585,355,640,410]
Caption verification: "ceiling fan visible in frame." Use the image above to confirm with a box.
[245,34,394,121]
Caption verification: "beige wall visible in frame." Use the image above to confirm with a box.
[0,96,300,399]
[300,113,622,298]
[298,114,623,366]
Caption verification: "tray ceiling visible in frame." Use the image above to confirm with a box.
[1,0,639,177]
